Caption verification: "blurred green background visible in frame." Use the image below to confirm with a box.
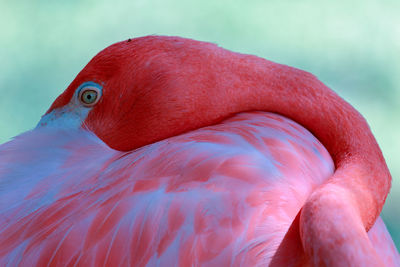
[1,0,399,249]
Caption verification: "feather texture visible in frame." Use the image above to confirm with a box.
[0,112,397,266]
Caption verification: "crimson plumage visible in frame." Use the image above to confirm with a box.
[0,36,398,266]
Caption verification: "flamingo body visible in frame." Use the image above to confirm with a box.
[0,112,331,265]
[0,36,399,266]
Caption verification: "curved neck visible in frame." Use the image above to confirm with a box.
[84,37,391,226]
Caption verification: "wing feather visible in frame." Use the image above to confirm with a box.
[0,112,340,266]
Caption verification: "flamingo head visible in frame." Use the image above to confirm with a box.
[37,36,243,151]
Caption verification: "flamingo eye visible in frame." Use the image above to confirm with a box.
[78,87,101,106]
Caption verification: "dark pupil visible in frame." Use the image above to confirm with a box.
[83,91,97,103]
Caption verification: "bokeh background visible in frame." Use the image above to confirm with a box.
[1,0,399,249]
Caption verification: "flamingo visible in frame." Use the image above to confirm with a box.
[0,35,398,266]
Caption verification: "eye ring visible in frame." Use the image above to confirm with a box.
[78,86,101,107]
